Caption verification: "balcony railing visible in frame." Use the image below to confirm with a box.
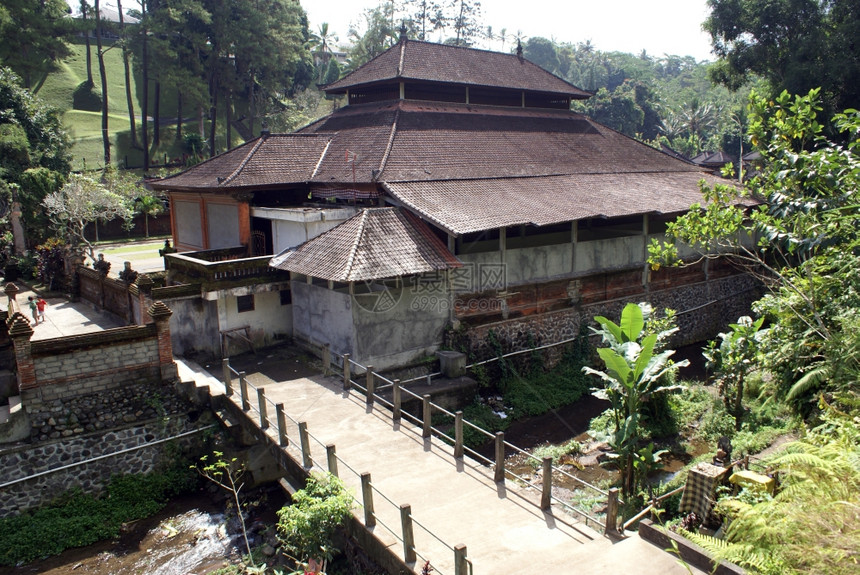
[164,249,290,290]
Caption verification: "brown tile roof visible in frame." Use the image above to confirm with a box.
[269,208,461,281]
[384,172,739,235]
[149,134,333,191]
[300,100,708,184]
[324,39,591,99]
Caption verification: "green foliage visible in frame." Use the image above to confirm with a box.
[0,0,73,89]
[276,473,353,568]
[649,89,860,416]
[531,439,582,468]
[707,406,860,574]
[0,467,195,566]
[704,0,860,116]
[583,303,688,498]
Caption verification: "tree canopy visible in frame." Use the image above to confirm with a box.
[0,0,72,89]
[704,0,860,114]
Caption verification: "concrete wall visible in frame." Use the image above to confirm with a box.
[291,280,354,357]
[575,236,644,273]
[252,206,358,253]
[217,287,292,353]
[352,284,450,370]
[506,244,573,285]
[165,296,221,357]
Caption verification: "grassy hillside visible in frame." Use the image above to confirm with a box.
[34,41,193,171]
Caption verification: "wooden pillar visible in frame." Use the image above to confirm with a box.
[361,472,375,527]
[494,431,505,482]
[326,444,338,477]
[222,358,233,397]
[392,379,401,421]
[257,387,268,429]
[605,487,620,535]
[299,421,312,468]
[541,456,552,510]
[422,394,432,438]
[400,504,416,563]
[454,411,464,459]
[276,403,288,446]
[454,544,469,575]
[343,353,351,390]
[239,371,249,411]
[366,366,375,407]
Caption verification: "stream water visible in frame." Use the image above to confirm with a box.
[4,490,285,575]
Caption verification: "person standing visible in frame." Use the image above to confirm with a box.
[27,296,39,325]
[36,297,47,322]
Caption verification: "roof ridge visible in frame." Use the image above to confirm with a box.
[221,135,267,186]
[397,39,406,76]
[342,209,370,281]
[376,108,400,178]
[311,137,334,180]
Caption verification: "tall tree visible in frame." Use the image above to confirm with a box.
[705,0,860,114]
[94,0,110,165]
[448,0,482,46]
[408,0,446,41]
[116,0,138,149]
[0,0,72,89]
[348,4,398,69]
[81,0,94,87]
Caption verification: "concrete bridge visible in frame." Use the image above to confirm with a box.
[179,348,705,575]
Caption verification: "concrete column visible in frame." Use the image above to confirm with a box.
[541,456,552,510]
[148,301,176,381]
[8,313,35,391]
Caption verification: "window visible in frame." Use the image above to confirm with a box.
[237,294,255,313]
[280,289,292,305]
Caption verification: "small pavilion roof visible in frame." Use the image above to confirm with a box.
[269,208,461,281]
[148,134,333,191]
[323,38,591,99]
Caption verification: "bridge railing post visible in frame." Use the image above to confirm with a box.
[366,366,375,407]
[392,379,401,421]
[276,403,288,446]
[322,343,331,376]
[343,353,351,390]
[257,387,268,429]
[605,487,620,535]
[541,456,552,510]
[454,411,464,459]
[221,358,233,397]
[400,504,417,564]
[239,371,249,411]
[494,431,505,482]
[298,422,312,468]
[360,472,375,527]
[326,444,338,478]
[454,544,469,575]
[422,394,432,438]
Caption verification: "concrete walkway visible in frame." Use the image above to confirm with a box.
[201,368,704,575]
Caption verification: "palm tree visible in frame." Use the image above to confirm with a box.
[311,23,337,84]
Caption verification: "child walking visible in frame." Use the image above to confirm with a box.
[36,297,47,322]
[27,296,39,325]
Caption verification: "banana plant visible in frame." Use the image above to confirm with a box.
[583,303,688,498]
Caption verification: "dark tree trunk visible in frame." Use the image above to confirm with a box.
[117,0,137,149]
[209,73,218,158]
[226,91,232,151]
[141,1,149,172]
[95,0,110,165]
[153,82,161,145]
[82,0,94,87]
[176,91,183,141]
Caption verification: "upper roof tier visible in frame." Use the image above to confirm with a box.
[323,38,592,100]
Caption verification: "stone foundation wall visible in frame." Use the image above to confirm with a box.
[0,413,204,518]
[24,381,196,442]
[463,273,761,362]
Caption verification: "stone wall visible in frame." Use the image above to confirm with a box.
[0,412,203,518]
[462,272,761,362]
